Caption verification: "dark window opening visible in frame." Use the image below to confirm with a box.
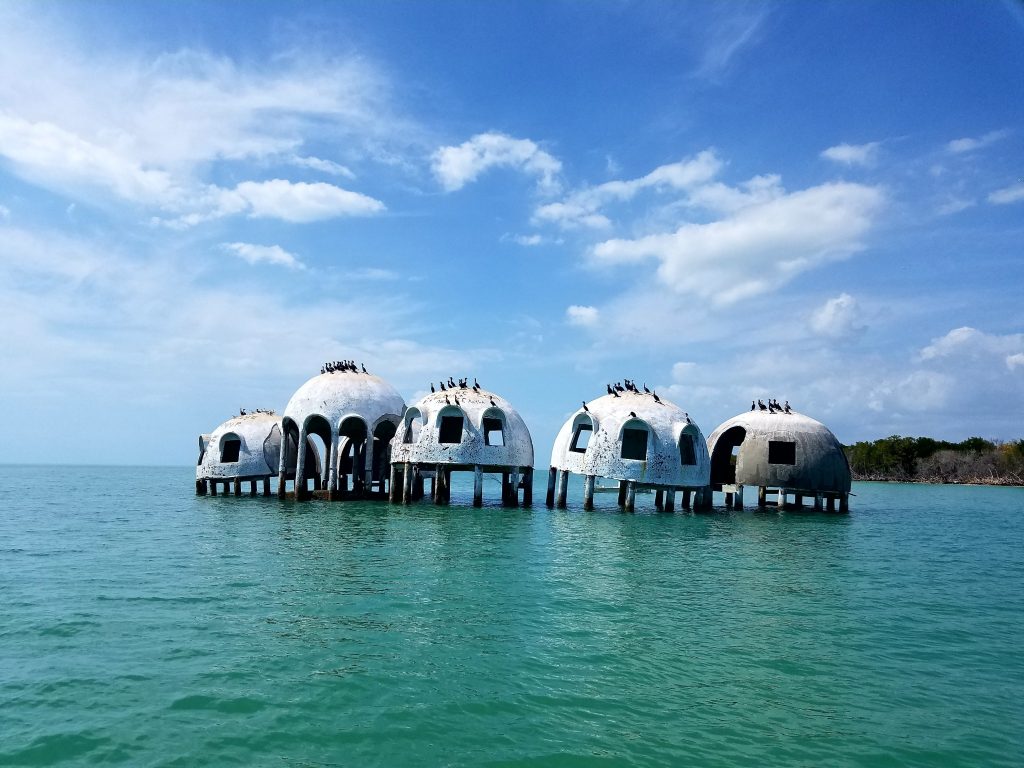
[570,424,593,453]
[483,417,505,446]
[680,434,697,465]
[197,439,206,466]
[621,428,648,461]
[403,420,421,444]
[439,415,464,444]
[220,439,241,463]
[769,440,796,465]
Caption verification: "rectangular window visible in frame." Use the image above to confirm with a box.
[483,417,505,446]
[768,440,796,465]
[680,434,697,465]
[439,415,464,444]
[621,428,648,461]
[570,424,592,453]
[220,439,241,463]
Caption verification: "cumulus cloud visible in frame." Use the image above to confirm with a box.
[591,181,884,306]
[288,155,355,178]
[566,305,600,327]
[222,242,304,269]
[233,179,384,222]
[534,150,721,229]
[821,141,880,166]
[810,293,864,338]
[432,132,562,193]
[988,183,1024,205]
[1007,353,1024,371]
[918,326,1024,362]
[946,130,1010,154]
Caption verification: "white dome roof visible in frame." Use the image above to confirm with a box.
[550,389,710,487]
[283,370,405,433]
[706,410,851,493]
[390,387,533,469]
[197,412,281,480]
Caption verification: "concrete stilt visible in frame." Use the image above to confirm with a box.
[839,493,849,513]
[758,486,767,507]
[510,469,521,508]
[402,463,413,504]
[249,480,257,496]
[555,470,569,509]
[664,486,675,512]
[734,485,744,510]
[522,467,533,507]
[389,464,399,503]
[617,480,628,507]
[814,492,823,511]
[725,491,734,507]
[413,471,424,500]
[545,466,557,508]
[433,469,445,505]
[196,479,207,495]
[795,493,803,508]
[655,489,664,511]
[682,489,691,509]
[777,489,787,510]
[262,477,271,497]
[625,481,636,513]
[501,472,511,506]
[233,478,242,496]
[583,474,596,511]
[294,427,308,501]
[210,480,218,496]
[473,466,484,507]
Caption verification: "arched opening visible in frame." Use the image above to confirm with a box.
[569,413,594,454]
[220,432,241,463]
[619,419,650,461]
[679,428,698,466]
[710,426,746,485]
[339,416,369,493]
[303,415,332,491]
[481,407,506,447]
[281,417,300,480]
[436,406,465,444]
[402,408,423,444]
[372,420,398,485]
[263,423,281,474]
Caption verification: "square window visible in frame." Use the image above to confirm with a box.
[220,439,241,463]
[680,434,697,465]
[439,415,464,444]
[570,424,592,453]
[483,417,505,446]
[768,440,796,465]
[621,428,648,460]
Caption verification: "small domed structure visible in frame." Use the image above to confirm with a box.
[278,366,405,500]
[547,387,711,511]
[389,385,534,506]
[196,412,281,496]
[706,409,851,511]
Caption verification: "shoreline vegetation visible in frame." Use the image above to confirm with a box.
[844,436,1024,486]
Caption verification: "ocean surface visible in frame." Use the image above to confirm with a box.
[1,466,1022,767]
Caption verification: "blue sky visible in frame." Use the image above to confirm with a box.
[1,1,1022,465]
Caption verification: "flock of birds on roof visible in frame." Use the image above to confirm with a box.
[603,379,661,402]
[321,360,368,374]
[238,408,275,416]
[428,377,497,408]
[753,398,792,414]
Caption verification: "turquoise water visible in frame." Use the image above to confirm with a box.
[1,466,1022,767]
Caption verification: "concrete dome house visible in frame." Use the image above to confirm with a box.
[706,409,851,511]
[389,383,535,506]
[278,365,405,500]
[547,386,711,511]
[196,411,281,496]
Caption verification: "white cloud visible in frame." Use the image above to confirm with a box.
[534,150,721,229]
[566,305,600,327]
[233,179,384,222]
[514,234,543,246]
[946,130,1009,154]
[810,293,864,338]
[671,362,697,381]
[288,155,355,178]
[350,267,401,281]
[431,132,562,193]
[222,242,304,269]
[988,183,1024,205]
[693,7,767,78]
[591,181,884,306]
[936,197,975,216]
[821,141,880,167]
[918,326,1023,362]
[0,204,9,219]
[1006,353,1024,371]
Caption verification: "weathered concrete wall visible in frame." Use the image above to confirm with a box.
[707,410,851,493]
[283,371,405,436]
[197,412,281,480]
[390,388,534,469]
[550,390,710,487]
